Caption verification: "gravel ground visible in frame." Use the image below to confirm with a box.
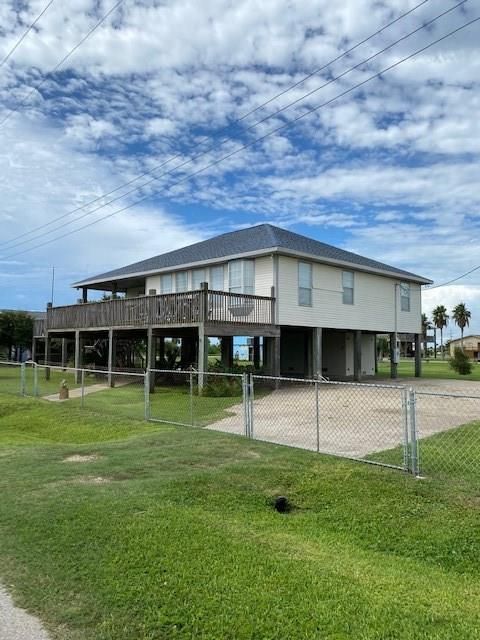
[0,585,51,640]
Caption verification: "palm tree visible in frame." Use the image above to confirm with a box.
[432,305,449,359]
[421,312,431,358]
[452,303,471,351]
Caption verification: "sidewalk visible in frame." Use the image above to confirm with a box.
[0,584,51,640]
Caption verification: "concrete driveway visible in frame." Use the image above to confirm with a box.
[207,377,480,462]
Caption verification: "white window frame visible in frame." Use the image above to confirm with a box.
[210,265,225,291]
[228,260,255,295]
[175,271,188,293]
[298,261,312,307]
[400,282,410,312]
[192,269,206,290]
[342,271,354,305]
[161,273,173,294]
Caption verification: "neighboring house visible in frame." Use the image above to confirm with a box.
[449,335,480,360]
[34,224,431,381]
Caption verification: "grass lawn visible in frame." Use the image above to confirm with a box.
[377,358,480,381]
[0,363,103,397]
[1,394,480,639]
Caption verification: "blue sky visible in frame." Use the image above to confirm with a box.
[0,0,479,340]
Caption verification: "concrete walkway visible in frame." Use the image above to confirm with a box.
[43,382,108,402]
[0,584,51,640]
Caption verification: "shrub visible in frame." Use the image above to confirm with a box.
[449,347,473,375]
[201,377,242,397]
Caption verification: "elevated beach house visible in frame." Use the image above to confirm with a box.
[33,224,431,380]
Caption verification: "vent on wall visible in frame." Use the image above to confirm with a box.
[148,289,157,295]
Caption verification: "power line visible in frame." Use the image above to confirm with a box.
[1,0,463,253]
[4,14,478,261]
[0,0,124,128]
[425,265,480,290]
[0,0,432,250]
[0,0,56,70]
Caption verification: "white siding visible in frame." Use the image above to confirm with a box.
[143,257,274,296]
[145,275,160,295]
[254,255,274,296]
[277,256,421,333]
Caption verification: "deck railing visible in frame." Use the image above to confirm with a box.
[46,289,274,331]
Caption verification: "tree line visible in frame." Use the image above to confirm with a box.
[0,311,34,360]
[422,302,472,358]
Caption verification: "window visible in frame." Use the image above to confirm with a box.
[192,269,206,289]
[298,262,312,306]
[175,271,188,292]
[342,271,354,305]
[210,265,225,291]
[228,260,255,294]
[400,282,410,312]
[161,273,173,294]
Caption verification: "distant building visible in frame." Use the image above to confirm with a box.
[449,335,480,360]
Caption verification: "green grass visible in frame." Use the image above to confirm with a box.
[1,394,480,639]
[0,364,101,397]
[377,358,480,381]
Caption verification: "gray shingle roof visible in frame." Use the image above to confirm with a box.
[73,224,431,286]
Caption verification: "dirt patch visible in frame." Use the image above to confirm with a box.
[75,475,111,484]
[63,454,101,463]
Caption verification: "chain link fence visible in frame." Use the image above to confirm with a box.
[414,390,480,479]
[0,360,24,395]
[250,376,408,469]
[2,361,480,479]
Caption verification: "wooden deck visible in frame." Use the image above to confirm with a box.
[45,289,275,332]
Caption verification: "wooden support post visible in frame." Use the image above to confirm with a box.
[31,338,37,363]
[61,338,68,370]
[82,287,88,303]
[44,333,51,380]
[220,336,233,370]
[270,285,276,325]
[198,324,208,389]
[273,335,281,378]
[312,327,323,379]
[107,329,116,387]
[390,332,398,379]
[353,330,362,382]
[74,330,82,383]
[415,333,422,378]
[253,337,260,370]
[200,282,208,322]
[158,336,165,368]
[147,327,155,392]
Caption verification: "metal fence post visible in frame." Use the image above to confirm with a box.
[248,373,254,439]
[20,363,26,396]
[315,381,320,453]
[402,388,409,471]
[144,370,151,421]
[409,388,419,476]
[80,369,85,409]
[33,363,39,397]
[190,370,194,427]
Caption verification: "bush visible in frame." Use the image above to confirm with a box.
[449,347,473,375]
[201,377,242,397]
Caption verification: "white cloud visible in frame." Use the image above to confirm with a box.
[0,0,479,331]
